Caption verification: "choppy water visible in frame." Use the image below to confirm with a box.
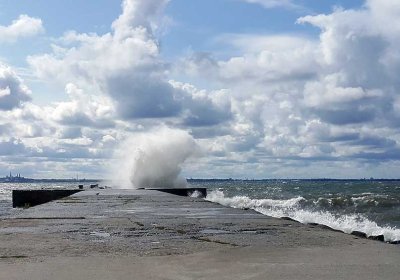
[188,180,400,242]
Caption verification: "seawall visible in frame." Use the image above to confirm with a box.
[1,188,400,279]
[12,189,82,208]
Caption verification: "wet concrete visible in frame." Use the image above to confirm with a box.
[1,189,400,279]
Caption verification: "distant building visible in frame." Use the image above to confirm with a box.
[0,172,33,183]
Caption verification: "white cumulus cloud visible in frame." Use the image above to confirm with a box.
[0,64,31,110]
[0,14,44,43]
[4,0,400,178]
[243,0,303,10]
[182,0,400,176]
[28,0,181,120]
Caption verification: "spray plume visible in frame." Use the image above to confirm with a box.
[112,127,199,189]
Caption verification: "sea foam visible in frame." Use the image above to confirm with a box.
[206,190,400,242]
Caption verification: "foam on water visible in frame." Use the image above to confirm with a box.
[206,190,400,242]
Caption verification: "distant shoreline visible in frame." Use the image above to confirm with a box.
[0,178,101,183]
[2,178,400,183]
[187,178,400,182]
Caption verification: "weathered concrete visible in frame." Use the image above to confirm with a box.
[1,189,400,279]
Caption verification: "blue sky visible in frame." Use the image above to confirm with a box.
[163,0,364,57]
[0,0,400,180]
[0,0,364,64]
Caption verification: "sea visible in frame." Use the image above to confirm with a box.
[189,179,400,243]
[1,180,400,242]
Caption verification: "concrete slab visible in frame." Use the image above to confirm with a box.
[0,189,399,279]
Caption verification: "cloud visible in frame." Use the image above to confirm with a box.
[6,0,400,178]
[105,72,181,119]
[0,0,180,178]
[28,0,232,128]
[28,0,183,121]
[112,0,170,33]
[182,0,400,174]
[0,14,44,43]
[0,138,27,156]
[0,64,31,110]
[243,0,303,10]
[59,127,82,139]
[170,81,232,127]
[52,83,115,128]
[296,2,400,128]
[187,34,319,85]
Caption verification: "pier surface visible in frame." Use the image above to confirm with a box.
[1,189,400,279]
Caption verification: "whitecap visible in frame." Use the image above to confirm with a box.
[206,190,400,242]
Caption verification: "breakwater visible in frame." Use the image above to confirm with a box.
[1,189,400,279]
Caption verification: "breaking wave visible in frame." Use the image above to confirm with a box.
[111,127,200,189]
[206,190,400,242]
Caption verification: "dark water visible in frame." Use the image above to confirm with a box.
[189,180,400,242]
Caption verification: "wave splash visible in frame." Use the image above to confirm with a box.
[206,190,400,242]
[111,127,199,189]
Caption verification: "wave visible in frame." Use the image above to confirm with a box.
[0,188,11,201]
[206,190,400,242]
[312,195,400,210]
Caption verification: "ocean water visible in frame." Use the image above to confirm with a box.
[189,180,400,242]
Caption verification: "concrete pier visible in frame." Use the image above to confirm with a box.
[1,189,400,279]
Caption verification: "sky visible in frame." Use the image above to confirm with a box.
[0,0,400,179]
